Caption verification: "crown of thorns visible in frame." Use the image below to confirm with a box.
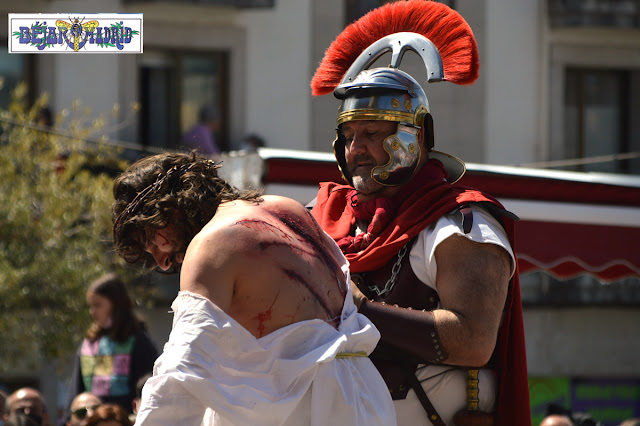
[114,159,220,232]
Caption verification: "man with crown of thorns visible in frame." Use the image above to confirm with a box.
[111,152,397,425]
[310,1,531,425]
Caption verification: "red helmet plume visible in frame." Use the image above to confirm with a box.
[311,0,479,96]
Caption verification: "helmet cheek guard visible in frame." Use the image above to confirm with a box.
[332,128,351,185]
[372,122,421,186]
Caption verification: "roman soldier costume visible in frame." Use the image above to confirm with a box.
[310,1,531,424]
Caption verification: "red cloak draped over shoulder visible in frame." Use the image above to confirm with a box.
[311,161,531,425]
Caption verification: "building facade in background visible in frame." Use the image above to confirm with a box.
[1,0,639,424]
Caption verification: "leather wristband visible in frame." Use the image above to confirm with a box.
[359,299,448,363]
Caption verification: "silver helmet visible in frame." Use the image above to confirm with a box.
[332,32,465,186]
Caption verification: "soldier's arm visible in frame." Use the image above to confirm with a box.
[356,234,510,367]
[432,234,510,366]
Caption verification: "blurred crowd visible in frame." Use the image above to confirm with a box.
[538,403,640,426]
[0,274,157,426]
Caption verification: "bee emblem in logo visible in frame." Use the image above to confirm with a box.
[56,17,98,52]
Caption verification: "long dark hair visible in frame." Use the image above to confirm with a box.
[112,151,261,268]
[85,273,142,343]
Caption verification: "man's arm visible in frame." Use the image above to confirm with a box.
[354,234,510,367]
[432,234,510,366]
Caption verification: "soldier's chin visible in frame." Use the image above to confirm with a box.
[352,176,382,195]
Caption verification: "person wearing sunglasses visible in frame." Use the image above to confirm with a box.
[67,274,158,416]
[66,393,101,426]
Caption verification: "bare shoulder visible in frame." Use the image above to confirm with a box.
[179,202,265,309]
[179,197,310,306]
[184,201,276,266]
[211,195,307,221]
[259,195,309,216]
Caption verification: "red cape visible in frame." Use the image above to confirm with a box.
[312,164,531,425]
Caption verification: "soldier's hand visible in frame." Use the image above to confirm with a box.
[350,280,367,310]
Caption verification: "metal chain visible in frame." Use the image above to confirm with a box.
[368,244,408,297]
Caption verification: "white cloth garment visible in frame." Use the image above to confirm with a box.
[136,288,396,426]
[388,206,515,426]
[410,205,516,288]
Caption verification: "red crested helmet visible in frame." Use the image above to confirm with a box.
[311,1,479,186]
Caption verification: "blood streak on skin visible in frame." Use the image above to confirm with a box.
[283,268,338,323]
[233,220,316,260]
[234,216,341,287]
[271,211,347,297]
[284,303,302,323]
[252,291,280,338]
[258,240,316,258]
[307,215,349,296]
[234,219,296,243]
[156,231,171,247]
[231,213,344,325]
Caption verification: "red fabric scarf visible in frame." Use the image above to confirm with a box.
[312,160,531,425]
[336,193,396,253]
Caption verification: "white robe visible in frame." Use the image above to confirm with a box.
[136,289,396,426]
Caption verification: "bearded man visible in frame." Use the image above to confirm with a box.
[310,1,531,425]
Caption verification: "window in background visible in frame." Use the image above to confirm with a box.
[564,68,638,174]
[520,271,640,307]
[344,0,455,26]
[140,52,176,150]
[139,50,229,152]
[180,55,226,150]
[548,0,640,29]
[0,49,32,109]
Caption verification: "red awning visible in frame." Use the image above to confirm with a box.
[515,220,640,282]
[258,150,640,282]
[456,166,640,282]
